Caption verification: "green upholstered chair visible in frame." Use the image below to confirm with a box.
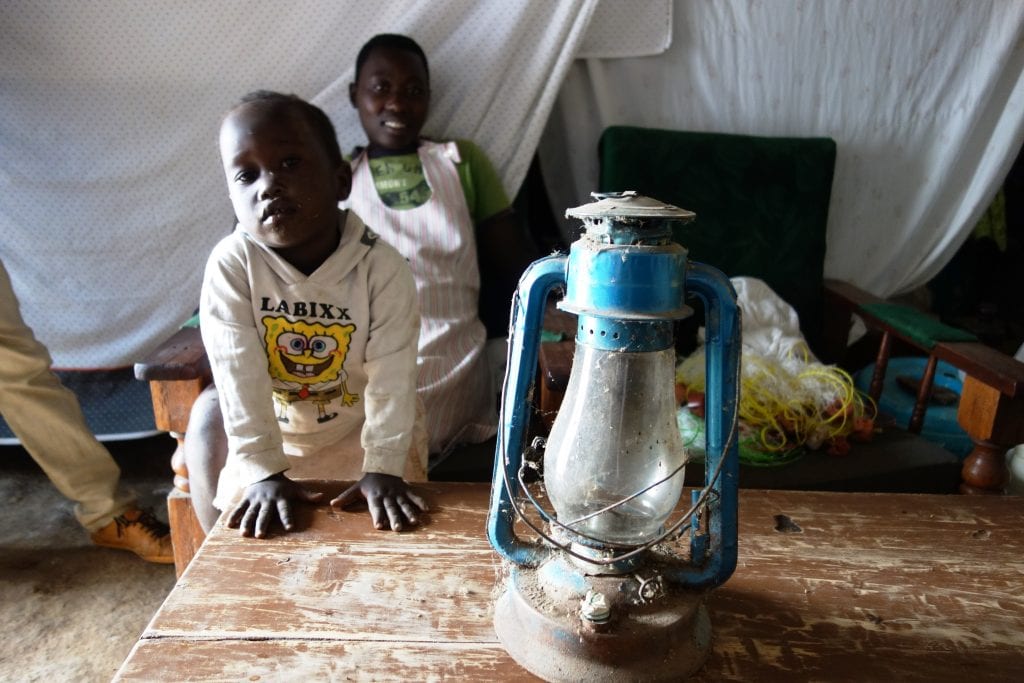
[598,126,835,354]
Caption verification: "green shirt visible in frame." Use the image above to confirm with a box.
[361,139,510,223]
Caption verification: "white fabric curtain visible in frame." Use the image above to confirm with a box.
[540,0,1024,299]
[0,0,597,368]
[3,0,1022,370]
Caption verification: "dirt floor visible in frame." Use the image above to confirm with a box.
[0,436,178,682]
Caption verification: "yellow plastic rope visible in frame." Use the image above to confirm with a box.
[676,348,874,454]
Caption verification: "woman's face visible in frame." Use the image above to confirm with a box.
[350,46,430,153]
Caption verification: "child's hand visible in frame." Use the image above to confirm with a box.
[330,473,429,532]
[227,473,324,538]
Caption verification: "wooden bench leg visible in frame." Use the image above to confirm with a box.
[147,378,209,577]
[957,376,1024,494]
[868,330,892,402]
[164,431,206,577]
[168,488,206,577]
[908,355,938,434]
[960,440,1011,495]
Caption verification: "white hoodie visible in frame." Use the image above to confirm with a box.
[200,209,421,489]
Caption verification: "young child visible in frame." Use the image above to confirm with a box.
[343,34,536,469]
[185,91,427,538]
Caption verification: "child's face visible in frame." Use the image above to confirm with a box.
[220,102,351,258]
[349,46,430,152]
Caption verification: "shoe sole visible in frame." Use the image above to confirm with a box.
[92,540,175,564]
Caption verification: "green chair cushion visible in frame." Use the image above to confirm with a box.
[861,303,978,348]
[598,126,836,353]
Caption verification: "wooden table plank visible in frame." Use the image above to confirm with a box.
[116,640,536,682]
[117,485,1024,682]
[711,490,1024,681]
[146,482,499,643]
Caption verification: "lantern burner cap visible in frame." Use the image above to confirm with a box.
[566,191,696,222]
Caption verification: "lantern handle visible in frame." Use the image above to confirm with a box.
[663,261,742,589]
[487,253,567,567]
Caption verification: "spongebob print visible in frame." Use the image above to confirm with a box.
[262,316,358,424]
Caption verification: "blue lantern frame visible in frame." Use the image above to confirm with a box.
[486,235,741,590]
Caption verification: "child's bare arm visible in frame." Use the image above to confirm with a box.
[227,473,324,538]
[330,473,428,531]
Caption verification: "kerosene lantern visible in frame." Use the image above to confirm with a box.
[487,191,741,681]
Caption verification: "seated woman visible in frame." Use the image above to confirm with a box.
[342,33,537,477]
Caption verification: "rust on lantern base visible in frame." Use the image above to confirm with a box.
[493,558,711,682]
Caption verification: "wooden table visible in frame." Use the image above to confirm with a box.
[114,484,1024,682]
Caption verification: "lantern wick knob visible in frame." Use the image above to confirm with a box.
[580,590,611,623]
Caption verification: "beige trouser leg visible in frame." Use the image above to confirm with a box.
[0,260,134,532]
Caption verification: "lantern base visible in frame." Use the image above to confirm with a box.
[494,559,711,682]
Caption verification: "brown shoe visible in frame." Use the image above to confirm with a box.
[90,506,174,564]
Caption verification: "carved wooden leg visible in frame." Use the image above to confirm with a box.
[908,355,938,434]
[957,376,1024,495]
[169,431,189,493]
[166,431,206,576]
[868,331,892,403]
[960,439,1011,495]
[147,378,208,576]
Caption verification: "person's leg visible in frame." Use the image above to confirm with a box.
[0,260,134,530]
[0,260,171,562]
[183,384,228,532]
